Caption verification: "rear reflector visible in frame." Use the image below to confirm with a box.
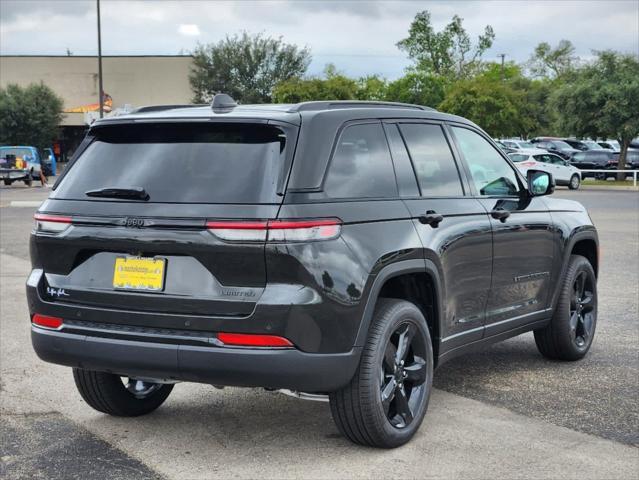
[32,314,63,329]
[217,332,293,348]
[206,218,341,242]
[34,213,72,234]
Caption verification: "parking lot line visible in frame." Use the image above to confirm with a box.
[8,201,43,207]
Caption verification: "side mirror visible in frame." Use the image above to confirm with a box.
[527,169,555,196]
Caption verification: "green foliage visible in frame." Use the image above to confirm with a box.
[356,75,388,101]
[553,51,639,172]
[397,11,495,80]
[527,40,578,78]
[189,32,311,104]
[0,83,63,150]
[273,65,359,103]
[384,72,447,108]
[439,77,526,138]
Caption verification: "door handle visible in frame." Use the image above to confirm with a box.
[491,207,511,222]
[418,210,444,228]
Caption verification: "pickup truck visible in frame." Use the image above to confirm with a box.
[0,146,43,186]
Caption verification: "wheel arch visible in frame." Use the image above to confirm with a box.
[354,259,443,366]
[551,230,599,310]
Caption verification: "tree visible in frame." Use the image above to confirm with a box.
[0,83,63,150]
[397,11,495,80]
[384,72,447,108]
[189,32,311,104]
[356,75,388,101]
[439,77,526,138]
[527,40,578,78]
[272,67,359,103]
[553,51,639,179]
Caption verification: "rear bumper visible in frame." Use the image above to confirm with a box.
[0,169,30,180]
[32,326,361,392]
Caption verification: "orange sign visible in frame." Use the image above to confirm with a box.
[64,93,113,113]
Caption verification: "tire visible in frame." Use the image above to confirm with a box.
[3,179,11,186]
[73,368,174,416]
[24,177,32,187]
[329,298,434,448]
[534,255,597,361]
[568,174,580,190]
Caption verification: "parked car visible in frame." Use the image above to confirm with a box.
[569,150,616,178]
[499,139,536,150]
[494,140,518,154]
[29,96,599,448]
[597,139,620,152]
[530,138,580,160]
[563,139,607,152]
[0,146,42,186]
[509,149,581,189]
[608,149,639,178]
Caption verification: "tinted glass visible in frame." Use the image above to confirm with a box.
[400,124,463,196]
[547,155,565,165]
[509,154,529,162]
[452,127,520,196]
[573,152,586,161]
[551,141,572,149]
[324,123,398,199]
[54,123,288,204]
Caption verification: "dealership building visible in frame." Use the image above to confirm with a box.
[0,55,194,161]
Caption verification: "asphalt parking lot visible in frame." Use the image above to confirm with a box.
[1,184,637,479]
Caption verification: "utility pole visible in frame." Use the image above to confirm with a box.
[498,53,506,81]
[97,0,104,118]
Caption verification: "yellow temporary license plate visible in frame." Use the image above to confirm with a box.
[113,256,166,291]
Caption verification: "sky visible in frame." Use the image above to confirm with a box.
[1,0,637,79]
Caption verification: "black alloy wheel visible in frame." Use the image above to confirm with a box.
[329,299,433,448]
[570,271,595,348]
[534,254,597,360]
[380,323,428,429]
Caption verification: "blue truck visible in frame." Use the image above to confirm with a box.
[0,146,57,186]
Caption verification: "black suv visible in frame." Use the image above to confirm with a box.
[29,97,599,448]
[570,150,617,178]
[530,138,581,159]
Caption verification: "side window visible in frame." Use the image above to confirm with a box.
[548,155,564,165]
[323,123,398,199]
[451,126,521,196]
[399,124,464,196]
[573,152,585,162]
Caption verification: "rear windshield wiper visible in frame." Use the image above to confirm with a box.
[85,187,149,201]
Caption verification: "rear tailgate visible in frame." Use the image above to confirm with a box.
[32,121,296,322]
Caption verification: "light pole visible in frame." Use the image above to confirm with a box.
[97,0,104,118]
[498,53,506,81]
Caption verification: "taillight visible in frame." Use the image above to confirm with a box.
[34,213,72,234]
[217,332,293,348]
[32,314,63,329]
[206,218,342,242]
[520,161,537,167]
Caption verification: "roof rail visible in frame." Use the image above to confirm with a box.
[131,104,207,114]
[288,100,436,113]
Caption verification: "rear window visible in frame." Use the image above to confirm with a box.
[54,123,291,204]
[0,148,33,160]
